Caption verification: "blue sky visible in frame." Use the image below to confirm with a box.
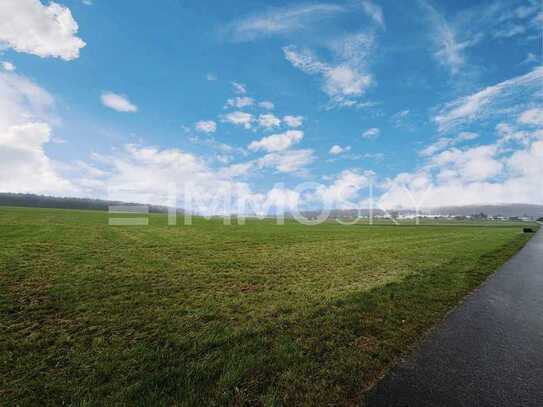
[0,0,542,213]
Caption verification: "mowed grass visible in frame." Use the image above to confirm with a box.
[0,207,536,405]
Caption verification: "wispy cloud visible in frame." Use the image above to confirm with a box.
[189,134,246,157]
[223,3,346,41]
[282,31,375,108]
[419,0,541,76]
[493,24,526,38]
[230,81,247,94]
[418,0,475,75]
[519,52,539,66]
[419,131,479,157]
[258,101,274,110]
[455,0,541,42]
[361,0,385,29]
[282,45,328,75]
[434,66,543,132]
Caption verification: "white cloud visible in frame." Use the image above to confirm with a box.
[324,65,372,101]
[0,72,74,195]
[257,148,314,173]
[1,61,15,71]
[231,81,247,94]
[361,0,385,28]
[0,122,73,194]
[206,73,217,81]
[430,145,503,182]
[249,130,303,152]
[2,70,540,212]
[518,107,543,126]
[434,66,543,132]
[101,92,138,113]
[70,141,318,215]
[315,169,371,207]
[506,139,543,179]
[361,127,380,139]
[226,96,255,109]
[258,113,281,128]
[379,137,543,208]
[195,120,217,133]
[89,144,270,215]
[283,115,304,128]
[0,71,55,131]
[258,101,274,110]
[222,111,253,129]
[329,145,350,155]
[0,0,85,61]
[224,3,346,41]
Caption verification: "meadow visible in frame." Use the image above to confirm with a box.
[0,207,537,405]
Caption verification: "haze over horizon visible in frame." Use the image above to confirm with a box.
[0,0,542,214]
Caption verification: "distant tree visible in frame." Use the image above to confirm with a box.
[0,193,176,213]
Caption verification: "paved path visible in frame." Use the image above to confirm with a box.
[367,228,543,407]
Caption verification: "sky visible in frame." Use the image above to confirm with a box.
[0,0,542,214]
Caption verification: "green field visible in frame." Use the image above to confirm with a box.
[0,207,537,405]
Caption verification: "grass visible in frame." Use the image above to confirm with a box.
[0,206,537,405]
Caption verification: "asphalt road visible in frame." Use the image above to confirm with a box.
[367,227,543,407]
